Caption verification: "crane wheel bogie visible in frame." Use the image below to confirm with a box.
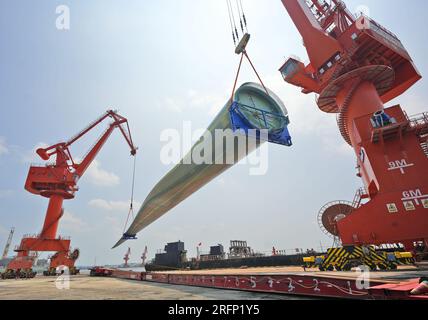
[43,267,80,277]
[1,269,36,280]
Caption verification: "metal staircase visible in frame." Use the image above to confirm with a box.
[337,80,362,145]
[408,112,428,157]
[421,140,428,158]
[351,187,368,209]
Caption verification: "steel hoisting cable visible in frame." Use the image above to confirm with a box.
[235,0,244,34]
[238,0,248,32]
[226,0,236,45]
[227,0,240,42]
[123,155,137,234]
[227,0,267,104]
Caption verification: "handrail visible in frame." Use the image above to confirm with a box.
[20,234,71,241]
[351,187,367,209]
[233,102,288,120]
[230,102,292,146]
[357,14,399,41]
[408,112,428,128]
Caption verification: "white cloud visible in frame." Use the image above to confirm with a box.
[0,137,9,156]
[165,97,183,113]
[89,199,142,212]
[61,211,89,233]
[86,160,120,187]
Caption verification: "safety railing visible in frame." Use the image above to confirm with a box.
[408,112,428,129]
[232,102,289,129]
[29,161,57,168]
[20,234,71,241]
[229,102,292,146]
[356,12,403,39]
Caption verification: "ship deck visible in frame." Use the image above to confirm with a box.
[109,264,428,300]
[156,265,428,281]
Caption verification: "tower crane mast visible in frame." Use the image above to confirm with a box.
[279,0,428,254]
[6,110,137,276]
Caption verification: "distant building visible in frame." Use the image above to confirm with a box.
[154,241,187,268]
[229,240,255,259]
[200,244,226,262]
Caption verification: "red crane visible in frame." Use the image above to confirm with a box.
[123,247,131,267]
[279,0,428,255]
[141,246,148,266]
[7,110,137,276]
[1,227,15,260]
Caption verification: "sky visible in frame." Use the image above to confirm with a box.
[0,0,427,266]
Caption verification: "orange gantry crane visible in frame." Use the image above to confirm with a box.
[280,0,428,256]
[6,110,137,277]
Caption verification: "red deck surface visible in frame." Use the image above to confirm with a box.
[102,268,428,300]
[369,279,428,300]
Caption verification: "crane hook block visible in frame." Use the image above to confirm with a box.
[235,33,251,55]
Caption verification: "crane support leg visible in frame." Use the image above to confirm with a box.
[41,195,64,239]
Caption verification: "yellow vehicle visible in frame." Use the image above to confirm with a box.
[303,246,415,271]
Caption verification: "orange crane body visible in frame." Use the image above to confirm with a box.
[280,0,428,252]
[8,110,137,273]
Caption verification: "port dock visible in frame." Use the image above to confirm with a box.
[93,266,428,300]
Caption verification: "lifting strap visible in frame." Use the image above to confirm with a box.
[123,155,137,234]
[230,50,270,106]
